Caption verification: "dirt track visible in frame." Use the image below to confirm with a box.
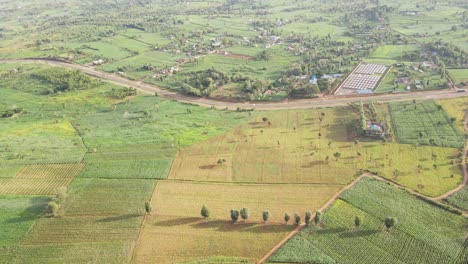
[2,58,468,111]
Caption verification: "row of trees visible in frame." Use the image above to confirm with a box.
[201,205,322,226]
[144,204,398,231]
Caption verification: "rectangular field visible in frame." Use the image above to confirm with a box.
[390,100,464,148]
[270,177,467,264]
[9,178,156,263]
[169,107,463,196]
[134,180,341,263]
[151,181,344,222]
[0,163,84,195]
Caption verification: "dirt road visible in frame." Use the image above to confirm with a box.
[2,58,468,111]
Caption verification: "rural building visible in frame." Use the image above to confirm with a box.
[364,121,386,138]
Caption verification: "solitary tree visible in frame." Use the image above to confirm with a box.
[48,201,59,217]
[384,217,397,231]
[333,152,341,161]
[230,209,239,222]
[284,212,290,224]
[305,211,312,226]
[262,211,270,223]
[240,208,250,222]
[145,201,152,215]
[355,216,361,229]
[294,212,301,225]
[314,211,322,225]
[201,205,210,219]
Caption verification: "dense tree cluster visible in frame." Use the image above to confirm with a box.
[32,68,100,94]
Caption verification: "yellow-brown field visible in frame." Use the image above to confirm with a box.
[0,163,84,195]
[169,108,463,196]
[438,97,468,131]
[151,181,343,221]
[133,180,342,263]
[134,215,293,264]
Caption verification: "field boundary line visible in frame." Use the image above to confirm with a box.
[432,110,468,200]
[130,180,159,264]
[160,178,347,187]
[257,174,367,264]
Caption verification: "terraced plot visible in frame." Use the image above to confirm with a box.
[0,163,84,195]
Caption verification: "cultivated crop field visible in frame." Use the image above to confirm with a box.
[0,163,84,195]
[390,100,464,148]
[269,177,467,264]
[135,215,293,264]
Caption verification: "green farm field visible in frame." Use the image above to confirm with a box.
[449,69,468,85]
[269,177,468,264]
[390,100,465,148]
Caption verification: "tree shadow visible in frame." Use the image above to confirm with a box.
[96,213,141,223]
[6,196,49,224]
[190,220,292,234]
[199,165,216,170]
[154,217,200,227]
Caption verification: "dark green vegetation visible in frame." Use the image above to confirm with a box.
[0,0,465,100]
[269,177,468,264]
[390,100,465,148]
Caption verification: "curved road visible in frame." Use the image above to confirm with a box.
[1,58,468,110]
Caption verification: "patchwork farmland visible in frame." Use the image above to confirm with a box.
[0,0,468,262]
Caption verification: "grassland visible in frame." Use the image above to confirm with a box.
[269,177,467,264]
[438,97,468,132]
[170,107,463,196]
[390,100,465,148]
[448,69,468,85]
[370,45,420,63]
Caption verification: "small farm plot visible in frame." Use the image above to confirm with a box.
[270,177,467,264]
[0,196,48,247]
[438,97,468,131]
[335,63,389,95]
[390,100,464,148]
[446,187,468,211]
[448,69,468,85]
[15,178,156,263]
[134,180,338,263]
[135,215,293,264]
[150,181,343,222]
[0,163,84,195]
